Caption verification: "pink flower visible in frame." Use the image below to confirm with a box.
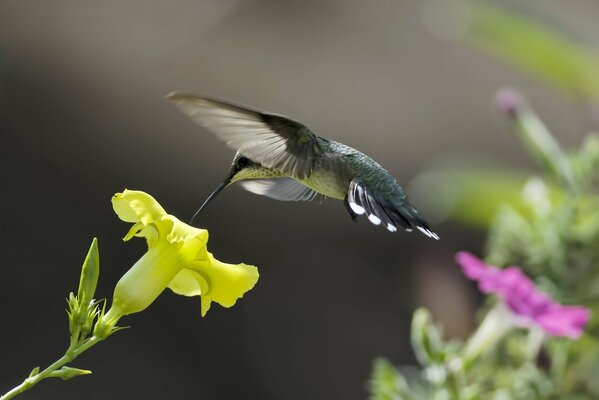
[456,252,591,339]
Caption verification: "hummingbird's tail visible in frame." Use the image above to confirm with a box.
[392,201,439,240]
[347,180,439,239]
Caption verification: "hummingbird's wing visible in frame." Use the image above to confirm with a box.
[167,92,324,179]
[347,180,439,239]
[239,178,322,201]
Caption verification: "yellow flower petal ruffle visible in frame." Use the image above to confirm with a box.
[169,252,259,316]
[112,190,166,225]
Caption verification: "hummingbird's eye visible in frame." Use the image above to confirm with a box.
[237,156,249,166]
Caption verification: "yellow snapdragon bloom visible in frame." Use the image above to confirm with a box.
[99,190,259,330]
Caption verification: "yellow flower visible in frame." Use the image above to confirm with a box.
[99,190,259,330]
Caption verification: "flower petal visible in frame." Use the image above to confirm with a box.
[456,251,491,281]
[456,251,591,339]
[168,252,259,317]
[162,215,209,246]
[112,190,166,225]
[535,305,591,339]
[201,253,259,316]
[168,268,209,297]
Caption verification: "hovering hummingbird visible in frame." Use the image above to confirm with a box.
[167,92,439,240]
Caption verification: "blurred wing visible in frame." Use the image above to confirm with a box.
[167,92,324,179]
[347,179,439,239]
[239,178,321,201]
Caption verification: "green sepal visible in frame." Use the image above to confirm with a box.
[92,300,129,338]
[66,292,80,336]
[81,300,101,337]
[48,366,92,381]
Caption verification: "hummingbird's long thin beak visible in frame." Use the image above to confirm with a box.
[189,168,235,225]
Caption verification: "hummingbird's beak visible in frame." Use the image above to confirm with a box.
[189,167,236,225]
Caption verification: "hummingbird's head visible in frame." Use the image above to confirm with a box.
[189,152,264,224]
[227,152,265,184]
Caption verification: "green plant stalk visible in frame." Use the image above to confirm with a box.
[515,109,578,192]
[0,336,104,400]
[461,304,514,368]
[446,371,461,400]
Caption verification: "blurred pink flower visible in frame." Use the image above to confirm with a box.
[456,252,591,339]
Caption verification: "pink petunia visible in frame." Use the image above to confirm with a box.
[455,252,591,339]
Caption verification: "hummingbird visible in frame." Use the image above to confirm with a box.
[167,92,439,240]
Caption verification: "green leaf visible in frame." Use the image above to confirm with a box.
[28,367,40,378]
[411,308,444,366]
[48,366,92,381]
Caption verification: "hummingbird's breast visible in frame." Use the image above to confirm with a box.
[299,152,353,199]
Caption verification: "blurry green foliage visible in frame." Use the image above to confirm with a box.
[410,167,556,228]
[369,359,413,400]
[463,1,599,99]
[369,91,599,398]
[369,3,599,398]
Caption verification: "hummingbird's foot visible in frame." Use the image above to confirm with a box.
[344,196,358,222]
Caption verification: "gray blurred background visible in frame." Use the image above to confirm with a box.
[0,1,597,399]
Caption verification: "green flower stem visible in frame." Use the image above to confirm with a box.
[462,304,514,368]
[0,336,104,400]
[446,371,461,400]
[524,327,545,361]
[70,325,82,349]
